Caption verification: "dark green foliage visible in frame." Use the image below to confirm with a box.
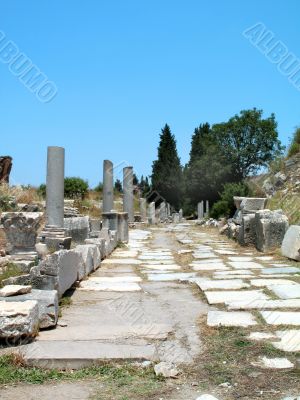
[114,179,122,193]
[139,176,151,196]
[151,124,183,208]
[210,182,252,219]
[212,108,283,179]
[288,127,300,157]
[184,123,235,209]
[133,174,139,186]
[37,184,46,198]
[64,177,89,199]
[94,182,103,192]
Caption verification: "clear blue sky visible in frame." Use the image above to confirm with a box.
[1,0,300,187]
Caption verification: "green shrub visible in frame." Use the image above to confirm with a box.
[288,127,300,157]
[64,177,89,199]
[37,184,46,198]
[210,200,230,219]
[211,182,252,219]
[38,178,89,200]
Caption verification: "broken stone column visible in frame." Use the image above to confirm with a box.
[117,212,129,242]
[238,213,256,246]
[255,209,289,252]
[139,198,147,222]
[197,201,204,219]
[167,203,171,218]
[281,225,300,261]
[172,213,179,223]
[148,202,156,224]
[46,146,65,228]
[159,202,167,222]
[123,166,134,223]
[102,160,114,213]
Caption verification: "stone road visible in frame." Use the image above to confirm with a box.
[3,222,300,399]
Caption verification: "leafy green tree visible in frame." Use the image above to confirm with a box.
[94,182,103,192]
[184,123,234,210]
[151,124,183,208]
[212,108,283,179]
[64,177,89,199]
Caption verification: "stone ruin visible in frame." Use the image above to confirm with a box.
[0,156,12,183]
[222,196,289,252]
[0,148,135,340]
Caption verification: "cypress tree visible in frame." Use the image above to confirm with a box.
[151,124,183,208]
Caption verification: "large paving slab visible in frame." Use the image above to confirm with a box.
[207,311,257,327]
[101,258,142,265]
[228,261,264,269]
[262,267,300,275]
[227,299,300,310]
[272,330,300,352]
[194,279,250,290]
[79,280,142,291]
[250,279,298,287]
[205,290,270,304]
[251,356,294,369]
[261,311,300,325]
[268,284,300,299]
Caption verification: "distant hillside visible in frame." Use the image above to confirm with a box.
[248,153,300,225]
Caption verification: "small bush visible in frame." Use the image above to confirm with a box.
[211,182,252,219]
[64,177,89,199]
[37,184,46,198]
[210,200,230,219]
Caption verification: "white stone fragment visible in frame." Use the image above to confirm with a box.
[154,362,179,378]
[251,356,294,369]
[0,285,32,297]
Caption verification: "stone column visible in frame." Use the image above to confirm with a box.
[205,200,210,217]
[148,202,156,224]
[46,146,65,228]
[197,202,204,219]
[123,167,134,223]
[117,212,129,242]
[179,209,183,221]
[102,160,114,213]
[167,203,171,218]
[139,198,147,222]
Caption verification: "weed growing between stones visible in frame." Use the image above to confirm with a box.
[0,263,23,287]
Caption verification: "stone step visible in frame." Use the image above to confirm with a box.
[21,340,158,369]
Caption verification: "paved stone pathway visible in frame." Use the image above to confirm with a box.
[4,222,300,399]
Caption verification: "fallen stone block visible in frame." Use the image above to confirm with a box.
[64,216,90,243]
[0,284,32,297]
[281,225,300,261]
[0,289,58,329]
[255,209,289,252]
[0,300,39,339]
[74,244,101,279]
[238,213,256,246]
[32,250,83,298]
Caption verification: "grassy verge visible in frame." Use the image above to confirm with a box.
[0,354,164,400]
